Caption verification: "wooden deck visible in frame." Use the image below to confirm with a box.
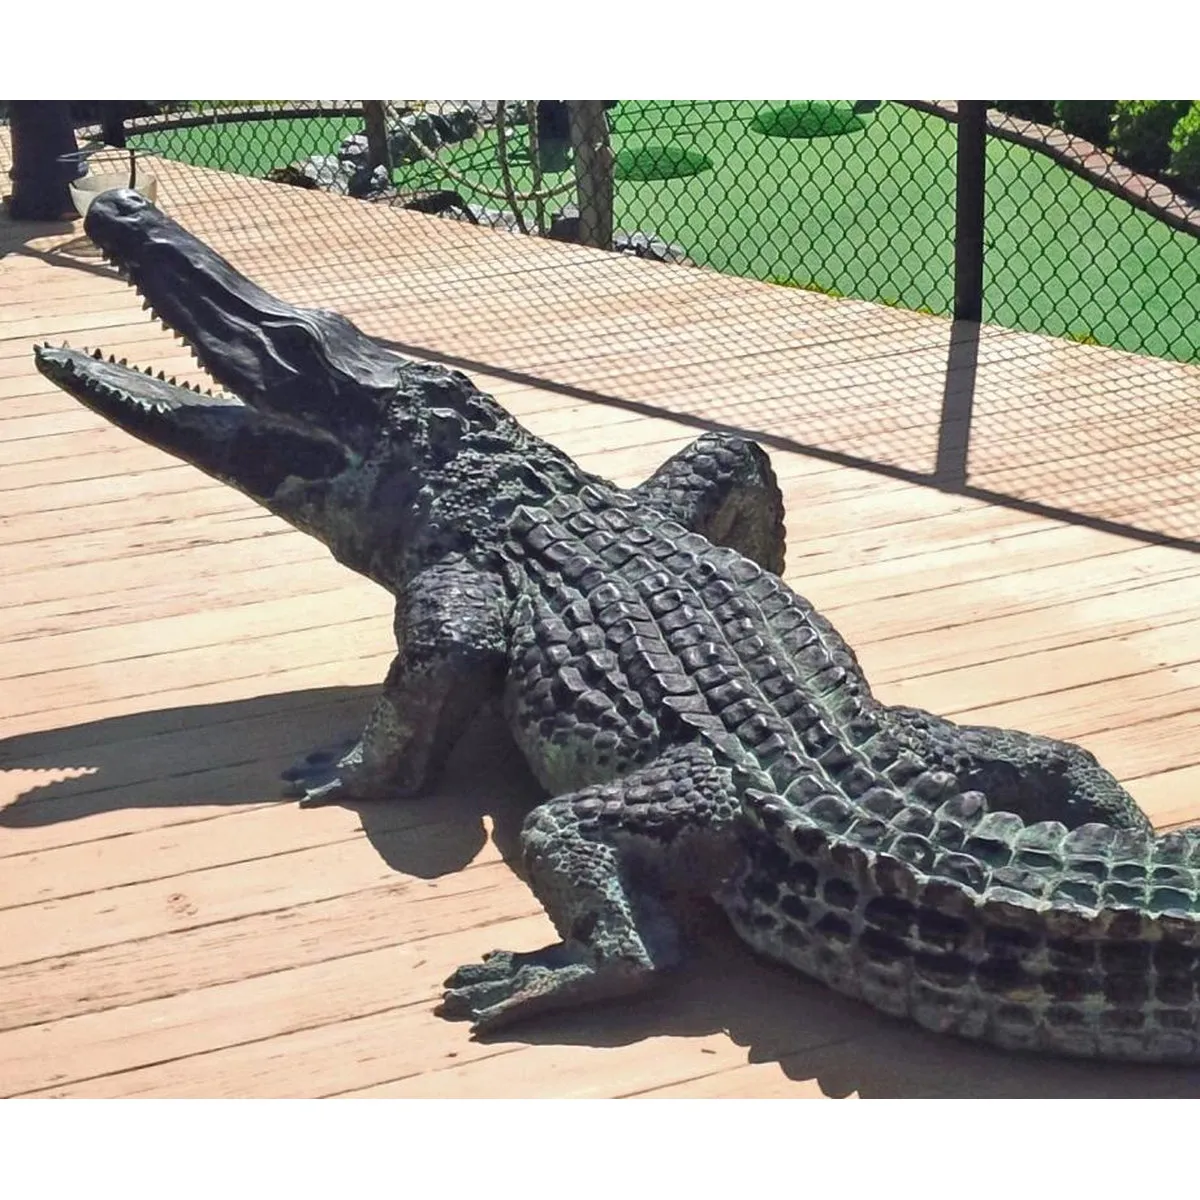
[3,146,1200,1098]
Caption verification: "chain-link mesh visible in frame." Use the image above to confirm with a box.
[112,100,959,315]
[4,99,1199,543]
[978,107,1200,363]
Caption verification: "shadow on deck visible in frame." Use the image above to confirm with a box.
[6,689,1200,1100]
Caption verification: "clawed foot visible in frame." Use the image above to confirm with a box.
[281,737,362,807]
[438,945,592,1031]
[439,943,653,1032]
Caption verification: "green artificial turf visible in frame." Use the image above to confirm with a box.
[129,102,1200,363]
[130,116,362,178]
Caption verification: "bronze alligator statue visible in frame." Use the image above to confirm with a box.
[34,190,1200,1063]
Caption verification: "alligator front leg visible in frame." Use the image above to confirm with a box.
[284,560,509,806]
[631,432,787,574]
[440,744,741,1030]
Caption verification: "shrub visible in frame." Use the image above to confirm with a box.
[1053,101,1115,146]
[994,101,1055,123]
[1111,100,1191,173]
[1168,101,1200,189]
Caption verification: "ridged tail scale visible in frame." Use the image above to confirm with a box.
[739,774,1200,1062]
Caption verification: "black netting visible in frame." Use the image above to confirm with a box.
[982,105,1200,363]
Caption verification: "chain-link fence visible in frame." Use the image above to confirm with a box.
[5,99,1200,544]
[42,98,1196,365]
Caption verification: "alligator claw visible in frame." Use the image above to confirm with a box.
[290,776,352,809]
[438,945,592,1031]
[282,737,360,806]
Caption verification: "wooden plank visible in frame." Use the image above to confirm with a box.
[886,619,1200,716]
[2,901,542,1096]
[0,857,528,1034]
[0,609,392,726]
[0,661,392,857]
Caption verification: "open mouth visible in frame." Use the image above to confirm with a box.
[33,189,260,423]
[34,342,241,414]
[32,190,355,502]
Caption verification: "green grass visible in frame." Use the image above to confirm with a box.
[129,101,1200,363]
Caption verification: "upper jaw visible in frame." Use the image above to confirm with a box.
[81,188,404,448]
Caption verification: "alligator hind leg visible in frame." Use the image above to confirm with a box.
[440,744,741,1031]
[284,560,509,806]
[891,707,1153,833]
[631,432,787,574]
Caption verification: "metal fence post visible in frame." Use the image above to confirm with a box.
[954,101,987,322]
[4,101,85,220]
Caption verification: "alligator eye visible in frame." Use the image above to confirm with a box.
[427,407,467,440]
[425,407,466,466]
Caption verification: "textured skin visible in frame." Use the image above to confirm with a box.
[34,190,1198,1064]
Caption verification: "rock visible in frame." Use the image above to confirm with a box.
[547,204,581,242]
[389,112,445,164]
[297,154,356,194]
[337,134,371,166]
[437,203,528,232]
[468,205,527,232]
[265,164,319,190]
[396,189,471,217]
[275,104,485,203]
[613,229,692,265]
[348,164,395,200]
[441,105,479,144]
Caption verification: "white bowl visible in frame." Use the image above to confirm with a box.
[69,171,159,217]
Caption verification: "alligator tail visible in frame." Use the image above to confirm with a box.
[732,786,1200,1062]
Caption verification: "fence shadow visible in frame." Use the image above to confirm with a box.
[933,318,979,488]
[378,333,1200,556]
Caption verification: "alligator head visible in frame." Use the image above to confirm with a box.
[34,189,583,591]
